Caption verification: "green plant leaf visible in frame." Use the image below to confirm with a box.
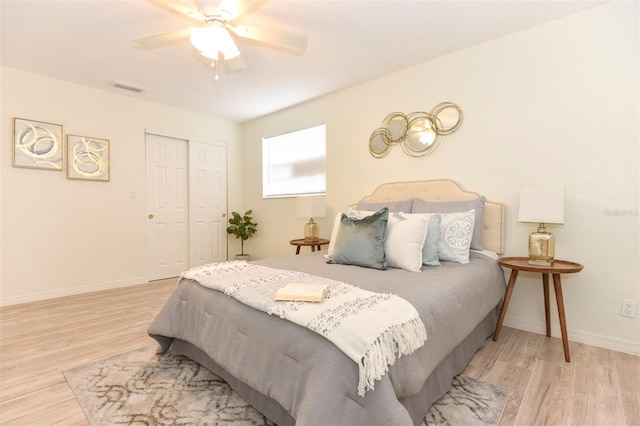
[226,209,258,244]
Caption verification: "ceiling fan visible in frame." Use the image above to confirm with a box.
[133,0,308,76]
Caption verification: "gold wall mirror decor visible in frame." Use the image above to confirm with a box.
[369,102,463,158]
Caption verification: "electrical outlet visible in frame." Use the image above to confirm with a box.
[621,298,636,318]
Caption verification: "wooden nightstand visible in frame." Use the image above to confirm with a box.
[289,238,330,255]
[493,256,584,362]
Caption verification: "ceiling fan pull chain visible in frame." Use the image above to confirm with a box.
[211,60,220,81]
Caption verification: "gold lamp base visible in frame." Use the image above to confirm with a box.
[528,224,555,266]
[304,218,319,242]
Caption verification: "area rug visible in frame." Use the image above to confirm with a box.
[64,347,507,426]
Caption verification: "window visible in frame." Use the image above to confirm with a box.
[262,123,326,198]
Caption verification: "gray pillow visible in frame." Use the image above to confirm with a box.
[328,208,388,270]
[356,199,413,213]
[411,197,485,250]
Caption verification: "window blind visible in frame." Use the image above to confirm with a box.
[262,123,326,198]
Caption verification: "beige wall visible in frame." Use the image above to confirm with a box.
[1,67,243,304]
[241,3,639,354]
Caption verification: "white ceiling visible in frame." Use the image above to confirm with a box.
[1,0,604,123]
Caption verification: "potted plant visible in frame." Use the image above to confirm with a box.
[226,210,258,260]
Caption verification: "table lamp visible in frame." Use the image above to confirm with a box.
[296,195,326,242]
[518,186,565,266]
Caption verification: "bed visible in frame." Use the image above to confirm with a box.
[149,179,506,425]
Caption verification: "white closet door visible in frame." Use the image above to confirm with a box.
[146,134,189,280]
[189,142,227,267]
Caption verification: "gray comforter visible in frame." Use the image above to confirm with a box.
[149,251,506,425]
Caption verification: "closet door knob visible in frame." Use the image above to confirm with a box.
[148,214,154,219]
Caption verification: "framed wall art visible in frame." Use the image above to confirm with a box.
[13,117,64,170]
[67,134,110,182]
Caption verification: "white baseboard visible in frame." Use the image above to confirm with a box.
[0,276,149,307]
[503,317,640,356]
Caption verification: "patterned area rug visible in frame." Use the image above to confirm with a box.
[64,347,507,426]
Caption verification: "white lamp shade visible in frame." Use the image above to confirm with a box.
[296,196,326,219]
[518,186,566,224]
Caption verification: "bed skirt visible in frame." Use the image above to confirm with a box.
[165,304,500,426]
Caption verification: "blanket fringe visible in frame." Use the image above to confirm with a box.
[357,318,427,397]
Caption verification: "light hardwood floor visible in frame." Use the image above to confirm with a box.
[1,280,638,425]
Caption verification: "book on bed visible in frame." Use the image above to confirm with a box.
[274,283,330,302]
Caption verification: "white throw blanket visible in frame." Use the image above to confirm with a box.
[180,261,428,396]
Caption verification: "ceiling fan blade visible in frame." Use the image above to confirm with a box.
[132,28,193,50]
[223,0,267,22]
[231,24,307,55]
[194,0,221,17]
[146,0,204,21]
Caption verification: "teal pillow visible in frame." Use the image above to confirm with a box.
[328,208,388,270]
[422,214,442,266]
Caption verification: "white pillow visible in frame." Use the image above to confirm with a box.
[385,212,429,272]
[438,209,475,264]
[402,213,441,266]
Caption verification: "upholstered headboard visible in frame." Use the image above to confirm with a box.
[351,179,505,254]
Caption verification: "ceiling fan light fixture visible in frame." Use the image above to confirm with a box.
[190,26,241,60]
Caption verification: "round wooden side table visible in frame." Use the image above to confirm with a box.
[289,238,330,255]
[493,256,584,362]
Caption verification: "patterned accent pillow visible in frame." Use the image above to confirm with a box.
[328,208,388,270]
[411,197,485,250]
[438,210,475,264]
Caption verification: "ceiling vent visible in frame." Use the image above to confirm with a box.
[109,80,147,94]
